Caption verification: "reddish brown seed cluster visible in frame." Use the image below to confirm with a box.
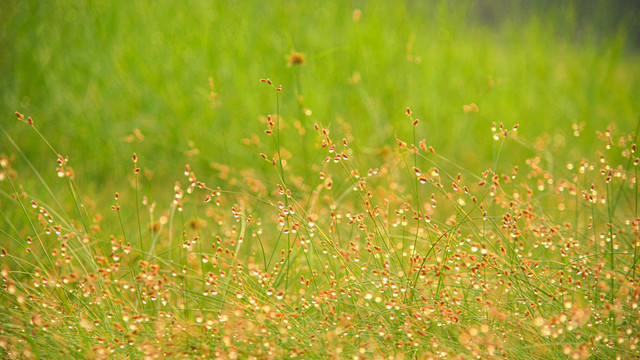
[406,106,419,126]
[463,103,478,113]
[15,111,33,125]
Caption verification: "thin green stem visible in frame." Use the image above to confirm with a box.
[135,172,144,256]
[591,201,599,309]
[634,163,638,282]
[0,163,57,277]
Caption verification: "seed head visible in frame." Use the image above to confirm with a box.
[352,9,362,22]
[286,51,306,67]
[463,103,479,113]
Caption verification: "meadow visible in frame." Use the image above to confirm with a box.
[1,1,640,359]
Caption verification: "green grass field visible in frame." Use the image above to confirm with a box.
[1,1,640,359]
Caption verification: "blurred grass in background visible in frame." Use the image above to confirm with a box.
[1,0,639,201]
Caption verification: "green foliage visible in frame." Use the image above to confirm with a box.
[1,1,639,359]
[2,1,638,188]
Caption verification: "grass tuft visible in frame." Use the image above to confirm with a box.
[1,1,640,359]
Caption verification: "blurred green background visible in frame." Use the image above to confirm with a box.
[1,0,639,203]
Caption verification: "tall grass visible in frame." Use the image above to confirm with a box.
[1,1,640,359]
[2,98,640,359]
